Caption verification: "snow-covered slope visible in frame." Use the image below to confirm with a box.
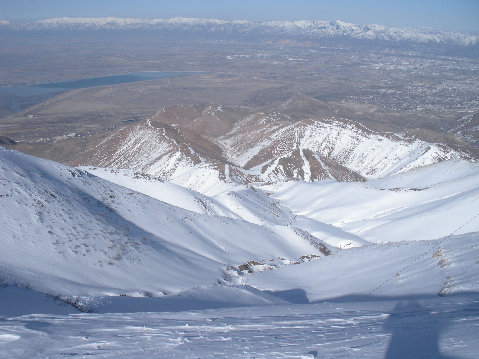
[1,123,477,307]
[7,147,475,300]
[83,167,295,226]
[6,17,477,47]
[0,147,330,297]
[80,159,478,250]
[267,160,479,243]
[247,233,479,301]
[81,166,372,249]
[1,148,478,359]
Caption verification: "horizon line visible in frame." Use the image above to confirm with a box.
[1,16,478,35]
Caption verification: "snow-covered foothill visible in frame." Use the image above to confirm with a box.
[76,120,242,196]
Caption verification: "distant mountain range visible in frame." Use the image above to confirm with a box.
[1,17,477,46]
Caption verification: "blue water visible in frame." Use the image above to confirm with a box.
[35,71,191,90]
[0,71,193,116]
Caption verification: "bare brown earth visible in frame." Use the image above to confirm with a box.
[152,104,249,138]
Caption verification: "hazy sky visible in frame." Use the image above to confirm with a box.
[1,0,478,32]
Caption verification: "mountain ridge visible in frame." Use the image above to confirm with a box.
[72,98,475,190]
[2,17,477,47]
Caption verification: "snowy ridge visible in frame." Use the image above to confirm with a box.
[76,120,243,196]
[4,17,477,46]
[223,117,472,181]
[84,167,295,226]
[31,16,252,29]
[297,120,467,178]
[260,19,479,46]
[78,108,473,186]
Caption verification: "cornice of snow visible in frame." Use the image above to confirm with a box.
[3,17,477,47]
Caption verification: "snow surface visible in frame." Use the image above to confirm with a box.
[0,147,326,297]
[267,160,479,243]
[83,167,295,226]
[247,233,479,301]
[0,295,478,358]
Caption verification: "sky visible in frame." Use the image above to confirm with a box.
[1,0,478,32]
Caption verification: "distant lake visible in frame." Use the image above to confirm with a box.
[0,71,194,117]
[36,71,193,90]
